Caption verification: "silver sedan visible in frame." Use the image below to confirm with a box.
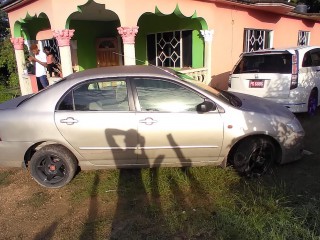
[0,66,305,188]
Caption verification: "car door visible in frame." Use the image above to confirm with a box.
[132,77,224,167]
[54,78,138,167]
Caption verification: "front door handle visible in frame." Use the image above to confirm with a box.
[139,117,157,125]
[60,117,78,125]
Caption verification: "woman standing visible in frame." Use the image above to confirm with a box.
[43,47,61,77]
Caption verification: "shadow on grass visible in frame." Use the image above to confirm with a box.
[79,173,100,240]
[33,221,58,240]
[74,117,320,239]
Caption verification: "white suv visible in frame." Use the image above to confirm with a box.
[228,46,320,115]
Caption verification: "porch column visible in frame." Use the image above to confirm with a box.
[10,37,30,95]
[53,29,75,77]
[200,30,214,85]
[117,26,139,66]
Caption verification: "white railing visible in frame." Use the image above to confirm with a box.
[179,67,208,83]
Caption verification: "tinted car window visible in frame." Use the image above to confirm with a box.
[310,49,320,67]
[134,78,204,112]
[302,49,320,67]
[58,79,129,111]
[233,53,292,74]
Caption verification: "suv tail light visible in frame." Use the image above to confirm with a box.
[290,54,298,89]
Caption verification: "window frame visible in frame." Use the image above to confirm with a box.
[146,30,193,68]
[56,77,134,112]
[243,28,273,52]
[130,77,207,113]
[298,30,310,46]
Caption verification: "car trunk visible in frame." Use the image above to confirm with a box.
[230,52,293,99]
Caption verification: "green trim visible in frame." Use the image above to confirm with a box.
[12,12,50,39]
[13,21,22,37]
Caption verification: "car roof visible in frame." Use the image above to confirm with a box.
[242,46,320,56]
[65,65,178,83]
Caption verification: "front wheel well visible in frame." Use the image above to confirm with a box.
[227,135,282,165]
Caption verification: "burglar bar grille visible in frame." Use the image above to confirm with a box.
[244,29,272,52]
[298,31,310,46]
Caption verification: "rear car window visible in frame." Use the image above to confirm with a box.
[233,53,292,74]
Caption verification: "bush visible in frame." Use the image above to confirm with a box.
[0,84,20,103]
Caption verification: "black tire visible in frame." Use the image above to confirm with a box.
[29,144,78,188]
[308,89,318,116]
[230,137,276,177]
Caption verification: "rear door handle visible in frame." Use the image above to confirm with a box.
[139,117,157,125]
[60,117,78,125]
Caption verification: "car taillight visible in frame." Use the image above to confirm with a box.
[291,54,298,89]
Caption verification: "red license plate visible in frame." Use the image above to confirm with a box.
[249,80,264,88]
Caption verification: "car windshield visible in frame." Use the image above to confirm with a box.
[174,71,242,107]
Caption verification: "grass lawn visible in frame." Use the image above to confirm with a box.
[1,162,319,239]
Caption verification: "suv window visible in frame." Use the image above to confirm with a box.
[233,53,292,74]
[303,49,320,67]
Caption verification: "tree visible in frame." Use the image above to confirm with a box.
[0,10,9,40]
[305,0,320,13]
[0,37,19,88]
[0,10,20,101]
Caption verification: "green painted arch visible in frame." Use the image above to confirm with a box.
[136,4,208,68]
[66,0,117,29]
[66,0,121,70]
[13,21,22,37]
[13,12,51,40]
[154,4,208,30]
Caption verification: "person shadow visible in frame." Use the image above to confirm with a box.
[166,133,212,223]
[78,128,211,239]
[105,128,167,239]
[167,133,208,195]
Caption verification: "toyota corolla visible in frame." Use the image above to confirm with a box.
[0,66,305,188]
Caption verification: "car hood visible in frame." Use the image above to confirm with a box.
[0,94,33,110]
[230,91,295,119]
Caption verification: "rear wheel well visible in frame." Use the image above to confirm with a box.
[227,135,282,165]
[24,142,79,168]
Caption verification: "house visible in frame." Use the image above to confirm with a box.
[1,0,320,94]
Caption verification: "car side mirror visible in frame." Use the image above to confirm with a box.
[196,101,216,112]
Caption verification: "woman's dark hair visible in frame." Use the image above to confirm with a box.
[43,46,52,53]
